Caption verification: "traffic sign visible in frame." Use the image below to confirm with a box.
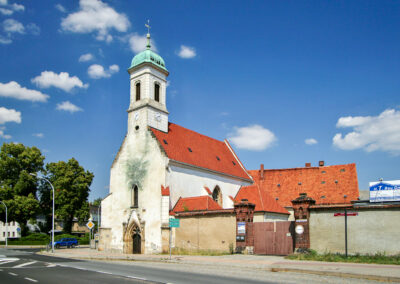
[169,218,180,228]
[86,220,95,230]
[295,225,304,235]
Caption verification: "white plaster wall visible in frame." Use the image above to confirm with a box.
[0,221,21,241]
[102,128,167,253]
[310,208,400,255]
[167,162,252,209]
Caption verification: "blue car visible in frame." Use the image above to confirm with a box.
[52,238,78,249]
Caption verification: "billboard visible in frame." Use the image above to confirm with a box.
[369,180,400,202]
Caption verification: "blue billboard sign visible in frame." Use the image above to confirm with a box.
[369,180,400,202]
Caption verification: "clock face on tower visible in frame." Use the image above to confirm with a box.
[154,112,161,122]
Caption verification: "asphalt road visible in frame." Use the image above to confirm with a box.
[0,248,271,284]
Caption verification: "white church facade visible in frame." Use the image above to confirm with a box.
[100,32,253,254]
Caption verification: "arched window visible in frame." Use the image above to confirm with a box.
[212,186,222,207]
[135,82,141,101]
[154,83,160,102]
[131,185,138,208]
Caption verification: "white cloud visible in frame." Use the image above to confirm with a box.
[87,64,119,79]
[0,106,21,124]
[0,81,49,102]
[11,3,24,12]
[0,1,24,15]
[127,33,157,53]
[61,0,130,42]
[228,124,277,151]
[305,138,318,145]
[55,4,66,13]
[79,53,93,62]
[3,19,24,34]
[31,71,88,92]
[0,35,11,44]
[26,23,40,35]
[56,101,83,113]
[0,8,12,15]
[33,133,44,138]
[0,129,11,139]
[333,109,400,154]
[177,45,196,59]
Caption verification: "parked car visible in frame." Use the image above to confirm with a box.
[51,238,78,249]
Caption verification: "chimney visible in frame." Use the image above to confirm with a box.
[260,164,264,180]
[305,162,311,168]
[319,160,325,167]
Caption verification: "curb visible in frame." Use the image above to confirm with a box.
[271,267,400,283]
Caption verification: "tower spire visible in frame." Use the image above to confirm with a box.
[145,19,151,49]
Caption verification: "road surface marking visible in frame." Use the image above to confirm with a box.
[46,263,57,267]
[24,277,38,282]
[9,272,18,276]
[0,257,19,265]
[13,261,37,268]
[96,270,113,275]
[126,275,147,281]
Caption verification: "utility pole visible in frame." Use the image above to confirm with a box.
[0,201,7,248]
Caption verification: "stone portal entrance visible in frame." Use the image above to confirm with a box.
[123,221,144,254]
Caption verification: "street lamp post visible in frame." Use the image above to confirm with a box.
[0,201,7,248]
[30,173,55,253]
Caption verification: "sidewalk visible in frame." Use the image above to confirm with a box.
[39,248,400,282]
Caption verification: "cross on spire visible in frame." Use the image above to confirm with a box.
[145,20,151,49]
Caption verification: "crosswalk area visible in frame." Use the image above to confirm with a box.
[0,256,57,269]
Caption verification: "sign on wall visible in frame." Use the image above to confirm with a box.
[369,180,400,202]
[237,222,246,234]
[169,218,180,228]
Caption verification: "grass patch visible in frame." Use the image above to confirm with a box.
[286,250,400,265]
[162,247,231,256]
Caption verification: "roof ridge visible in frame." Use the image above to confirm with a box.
[249,163,355,172]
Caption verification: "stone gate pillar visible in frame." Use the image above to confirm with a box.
[291,193,315,251]
[234,199,255,254]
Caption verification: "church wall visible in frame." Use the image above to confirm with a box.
[167,163,252,209]
[101,128,167,253]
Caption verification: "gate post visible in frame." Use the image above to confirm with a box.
[234,199,255,254]
[291,193,315,252]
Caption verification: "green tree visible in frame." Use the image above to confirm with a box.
[0,143,44,235]
[92,198,102,207]
[44,158,94,233]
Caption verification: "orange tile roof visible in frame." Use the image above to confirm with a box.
[150,123,251,180]
[235,185,289,214]
[171,196,223,213]
[248,163,359,207]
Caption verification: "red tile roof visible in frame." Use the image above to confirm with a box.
[248,163,359,207]
[235,185,289,214]
[171,196,222,213]
[161,185,170,196]
[150,123,251,180]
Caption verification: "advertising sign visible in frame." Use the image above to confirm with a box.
[369,180,400,202]
[237,222,246,234]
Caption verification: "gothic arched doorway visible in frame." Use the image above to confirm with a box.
[123,221,144,254]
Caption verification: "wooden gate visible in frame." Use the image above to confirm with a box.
[253,221,294,255]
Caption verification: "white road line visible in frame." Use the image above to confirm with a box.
[46,263,57,267]
[126,275,147,281]
[96,270,113,275]
[24,277,38,283]
[13,261,37,268]
[9,272,18,276]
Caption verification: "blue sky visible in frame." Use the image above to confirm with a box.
[0,0,399,200]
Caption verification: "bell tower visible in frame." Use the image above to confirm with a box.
[127,24,169,133]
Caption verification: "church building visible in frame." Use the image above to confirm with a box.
[100,32,253,254]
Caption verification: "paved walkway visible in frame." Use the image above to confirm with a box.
[39,248,400,282]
